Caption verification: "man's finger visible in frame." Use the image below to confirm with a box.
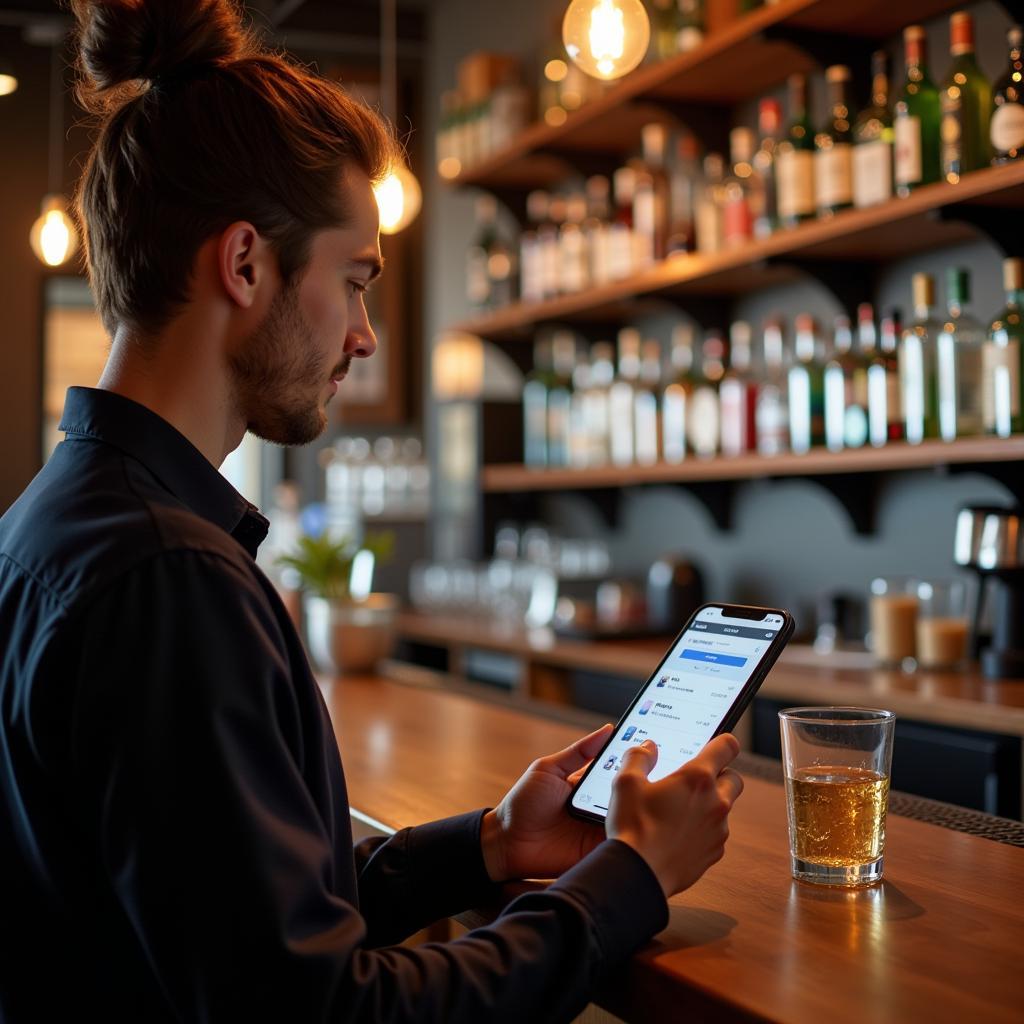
[542,723,613,779]
[691,733,741,777]
[618,739,659,781]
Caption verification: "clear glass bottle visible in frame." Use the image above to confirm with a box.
[937,267,986,441]
[569,351,593,468]
[753,97,782,238]
[688,330,725,458]
[776,73,816,227]
[585,341,615,464]
[824,314,870,450]
[546,331,578,466]
[900,272,942,444]
[609,167,637,280]
[609,327,642,465]
[991,26,1024,164]
[868,309,904,447]
[894,25,942,196]
[756,318,790,455]
[723,127,758,249]
[466,195,497,308]
[662,323,697,463]
[719,320,758,455]
[940,11,992,183]
[520,190,547,304]
[537,190,562,301]
[985,257,1024,437]
[852,50,894,208]
[583,175,613,286]
[667,133,700,255]
[559,190,590,295]
[633,123,672,265]
[815,65,856,217]
[695,152,726,254]
[634,339,664,465]
[523,337,555,467]
[787,313,826,454]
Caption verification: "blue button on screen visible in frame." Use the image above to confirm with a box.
[681,649,748,668]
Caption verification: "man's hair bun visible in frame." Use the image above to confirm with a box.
[73,0,251,108]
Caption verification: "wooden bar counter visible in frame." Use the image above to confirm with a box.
[323,674,1024,1024]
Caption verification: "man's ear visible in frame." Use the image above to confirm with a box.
[217,221,274,309]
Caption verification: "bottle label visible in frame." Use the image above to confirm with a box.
[937,330,985,440]
[687,387,720,457]
[776,149,815,219]
[983,339,1022,433]
[634,393,659,465]
[894,115,923,186]
[787,368,811,453]
[990,101,1024,154]
[662,385,687,463]
[633,187,657,268]
[695,197,723,254]
[723,195,753,246]
[814,144,853,208]
[853,139,893,207]
[608,224,634,280]
[560,229,588,294]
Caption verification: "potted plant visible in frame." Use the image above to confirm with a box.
[277,531,398,675]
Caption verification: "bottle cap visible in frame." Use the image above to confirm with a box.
[795,313,816,334]
[912,272,936,310]
[1003,257,1024,292]
[642,123,668,161]
[950,12,975,56]
[946,266,970,306]
[904,24,926,64]
[825,65,851,83]
[1009,25,1023,49]
[758,97,783,135]
[729,126,756,163]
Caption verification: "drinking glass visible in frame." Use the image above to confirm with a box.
[915,579,969,669]
[868,576,918,665]
[779,707,896,886]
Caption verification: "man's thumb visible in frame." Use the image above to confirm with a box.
[619,739,658,779]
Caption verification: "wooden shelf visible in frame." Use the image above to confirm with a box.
[451,162,1024,340]
[450,0,970,193]
[480,436,1024,492]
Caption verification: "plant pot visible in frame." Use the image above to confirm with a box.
[304,593,399,675]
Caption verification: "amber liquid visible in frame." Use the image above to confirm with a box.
[787,766,890,866]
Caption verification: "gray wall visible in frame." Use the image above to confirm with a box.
[422,0,1018,625]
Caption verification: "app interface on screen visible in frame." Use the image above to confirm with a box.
[572,607,784,815]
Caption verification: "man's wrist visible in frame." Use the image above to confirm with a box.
[480,808,507,883]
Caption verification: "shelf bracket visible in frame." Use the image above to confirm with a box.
[766,256,880,321]
[584,486,623,529]
[947,461,1024,506]
[678,480,735,532]
[935,204,1023,258]
[803,471,878,535]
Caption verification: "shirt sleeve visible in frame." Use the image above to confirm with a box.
[68,549,668,1023]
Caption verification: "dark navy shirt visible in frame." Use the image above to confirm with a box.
[0,387,667,1022]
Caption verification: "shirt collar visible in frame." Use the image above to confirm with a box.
[58,387,269,558]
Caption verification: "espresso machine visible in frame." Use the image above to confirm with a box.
[954,505,1024,679]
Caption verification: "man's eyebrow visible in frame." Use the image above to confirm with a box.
[349,255,385,281]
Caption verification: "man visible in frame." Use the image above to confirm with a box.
[0,1,743,1020]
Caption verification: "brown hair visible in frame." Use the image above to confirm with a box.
[72,0,397,336]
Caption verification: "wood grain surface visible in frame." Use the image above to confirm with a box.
[324,675,1024,1024]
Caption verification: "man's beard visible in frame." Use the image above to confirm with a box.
[228,279,346,447]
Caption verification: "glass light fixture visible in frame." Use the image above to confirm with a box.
[0,59,17,97]
[562,0,650,81]
[375,163,422,235]
[375,0,421,234]
[30,194,79,267]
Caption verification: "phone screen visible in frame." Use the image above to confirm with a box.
[569,604,790,819]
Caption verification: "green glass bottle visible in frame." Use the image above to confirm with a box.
[787,313,826,453]
[990,26,1024,163]
[894,25,942,196]
[524,338,555,467]
[824,314,870,450]
[940,11,993,183]
[936,267,985,441]
[852,50,894,208]
[984,257,1024,437]
[775,74,816,228]
[815,65,856,217]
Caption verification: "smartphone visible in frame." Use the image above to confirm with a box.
[567,602,794,824]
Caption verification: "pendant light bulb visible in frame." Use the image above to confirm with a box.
[30,194,79,267]
[562,0,650,81]
[0,62,17,97]
[375,163,422,235]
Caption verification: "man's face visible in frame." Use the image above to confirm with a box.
[230,166,382,446]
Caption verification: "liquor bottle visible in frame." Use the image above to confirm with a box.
[815,65,856,217]
[520,191,547,304]
[753,97,782,238]
[900,272,942,444]
[569,352,592,468]
[824,314,869,450]
[609,167,637,280]
[583,176,613,286]
[662,323,696,463]
[852,50,894,208]
[695,153,726,254]
[546,331,577,466]
[776,73,816,228]
[894,25,942,197]
[756,318,789,455]
[688,331,725,458]
[585,342,615,464]
[466,195,498,308]
[940,11,992,183]
[984,257,1024,436]
[788,313,826,453]
[634,339,664,465]
[868,310,904,446]
[489,67,530,154]
[633,123,671,266]
[609,327,642,465]
[559,191,590,294]
[723,127,758,249]
[936,267,986,441]
[991,26,1024,164]
[536,191,562,301]
[667,133,700,255]
[523,338,555,467]
[719,320,758,455]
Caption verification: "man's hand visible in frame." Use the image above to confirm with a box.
[480,723,613,883]
[606,733,744,898]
